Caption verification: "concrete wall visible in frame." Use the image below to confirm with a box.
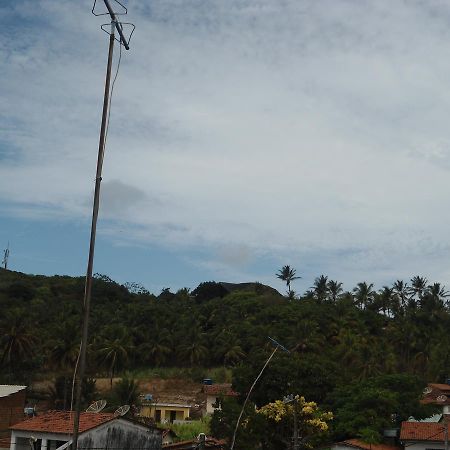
[78,419,161,450]
[0,390,26,448]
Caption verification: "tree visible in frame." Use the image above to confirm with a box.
[327,280,343,303]
[353,282,374,309]
[276,265,301,296]
[109,377,141,411]
[98,332,133,388]
[311,275,328,303]
[257,395,332,449]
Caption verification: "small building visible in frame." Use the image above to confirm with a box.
[10,411,162,450]
[203,384,238,415]
[400,421,449,450]
[140,402,191,424]
[332,439,401,450]
[163,437,225,449]
[0,385,27,450]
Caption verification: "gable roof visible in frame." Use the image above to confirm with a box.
[0,385,26,398]
[11,411,116,435]
[203,384,238,397]
[337,439,401,450]
[400,422,448,441]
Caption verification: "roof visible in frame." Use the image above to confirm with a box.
[203,384,238,397]
[164,437,226,449]
[429,384,450,392]
[400,421,449,441]
[149,402,191,408]
[0,385,26,398]
[10,411,116,435]
[336,439,401,450]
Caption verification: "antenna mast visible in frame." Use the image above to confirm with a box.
[72,2,134,449]
[2,242,9,270]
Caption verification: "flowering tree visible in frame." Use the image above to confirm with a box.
[257,395,333,449]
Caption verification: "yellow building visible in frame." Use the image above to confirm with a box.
[140,402,191,424]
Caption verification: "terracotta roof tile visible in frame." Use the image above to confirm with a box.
[11,411,116,434]
[339,439,401,450]
[400,422,448,441]
[203,384,238,397]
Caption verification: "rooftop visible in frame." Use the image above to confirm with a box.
[0,385,26,398]
[11,411,116,435]
[337,439,401,450]
[203,384,238,397]
[400,421,448,441]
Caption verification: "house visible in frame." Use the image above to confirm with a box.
[400,420,450,450]
[140,402,191,423]
[332,439,401,450]
[9,411,162,450]
[0,385,27,450]
[163,437,226,449]
[422,383,450,407]
[203,384,238,415]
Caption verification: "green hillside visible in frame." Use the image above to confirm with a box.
[0,269,445,441]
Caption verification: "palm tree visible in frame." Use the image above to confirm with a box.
[98,334,133,388]
[353,282,374,309]
[410,276,428,303]
[276,265,301,296]
[0,312,37,370]
[327,280,343,302]
[392,280,410,311]
[311,275,328,303]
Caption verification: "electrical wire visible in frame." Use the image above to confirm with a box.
[104,34,123,153]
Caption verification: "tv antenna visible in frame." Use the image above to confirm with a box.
[114,405,130,416]
[2,242,9,270]
[437,395,448,403]
[85,399,107,413]
[72,1,135,449]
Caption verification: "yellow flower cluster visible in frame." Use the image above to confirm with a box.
[256,394,333,434]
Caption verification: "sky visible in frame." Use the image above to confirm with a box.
[2,0,450,295]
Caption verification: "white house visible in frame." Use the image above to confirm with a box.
[400,421,449,450]
[202,384,238,415]
[10,411,162,450]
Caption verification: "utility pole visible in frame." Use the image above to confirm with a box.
[230,337,290,450]
[2,242,9,270]
[283,394,300,450]
[71,1,133,449]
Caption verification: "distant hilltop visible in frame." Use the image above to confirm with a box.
[219,281,282,297]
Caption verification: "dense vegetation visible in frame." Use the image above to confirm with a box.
[0,269,445,443]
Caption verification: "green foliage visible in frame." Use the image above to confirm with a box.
[2,269,450,444]
[108,377,140,410]
[191,281,228,302]
[169,418,210,441]
[328,374,438,440]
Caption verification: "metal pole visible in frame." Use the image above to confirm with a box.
[72,21,115,450]
[293,405,299,450]
[230,347,278,450]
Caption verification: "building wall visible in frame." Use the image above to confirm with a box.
[206,396,218,415]
[402,442,445,450]
[11,419,161,450]
[79,419,161,450]
[140,406,190,423]
[0,390,26,449]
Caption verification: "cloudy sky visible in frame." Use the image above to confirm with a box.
[2,0,450,294]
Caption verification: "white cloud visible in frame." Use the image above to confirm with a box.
[3,0,450,287]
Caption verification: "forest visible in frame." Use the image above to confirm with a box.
[0,268,446,444]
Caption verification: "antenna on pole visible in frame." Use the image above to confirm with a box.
[71,2,134,450]
[2,242,10,270]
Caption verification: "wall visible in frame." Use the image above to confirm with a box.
[0,390,26,449]
[78,419,161,450]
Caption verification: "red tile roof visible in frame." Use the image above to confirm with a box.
[203,384,238,397]
[429,384,450,392]
[338,439,401,450]
[11,411,116,435]
[400,422,448,441]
